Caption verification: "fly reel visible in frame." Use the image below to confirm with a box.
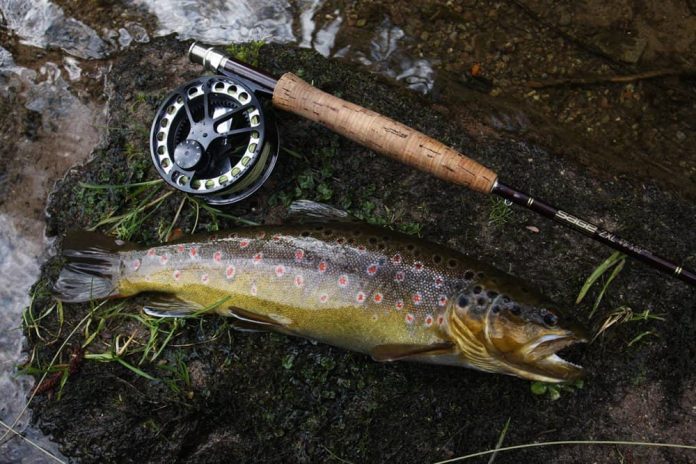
[150,74,278,205]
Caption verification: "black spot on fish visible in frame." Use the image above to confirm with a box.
[511,305,521,315]
[454,282,464,291]
[323,229,334,237]
[314,225,324,231]
[301,231,310,237]
[369,237,378,245]
[477,272,485,279]
[432,255,442,264]
[473,286,482,294]
[477,297,486,306]
[487,290,498,298]
[352,229,362,236]
[382,235,391,242]
[457,295,469,307]
[544,313,558,326]
[492,305,500,313]
[378,258,386,266]
[377,243,386,251]
[502,295,510,303]
[406,244,415,251]
[464,270,474,280]
[448,259,458,268]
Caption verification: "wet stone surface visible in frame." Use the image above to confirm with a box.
[26,37,695,463]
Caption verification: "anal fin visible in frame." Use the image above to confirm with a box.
[371,342,455,362]
[223,307,290,333]
[143,295,206,318]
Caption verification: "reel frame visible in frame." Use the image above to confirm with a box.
[150,72,279,205]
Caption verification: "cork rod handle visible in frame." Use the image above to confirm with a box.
[272,73,497,193]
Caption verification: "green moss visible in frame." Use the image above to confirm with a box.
[225,41,265,66]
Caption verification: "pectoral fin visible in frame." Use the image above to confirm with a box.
[370,342,455,362]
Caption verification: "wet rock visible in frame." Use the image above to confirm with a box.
[590,31,647,64]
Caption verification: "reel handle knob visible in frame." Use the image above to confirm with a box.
[272,73,498,194]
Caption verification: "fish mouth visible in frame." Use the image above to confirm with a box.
[515,333,588,383]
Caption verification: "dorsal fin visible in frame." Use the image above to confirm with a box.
[286,200,356,224]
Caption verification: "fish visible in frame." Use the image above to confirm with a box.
[53,201,587,383]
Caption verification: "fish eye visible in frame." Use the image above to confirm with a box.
[457,295,469,307]
[543,313,558,326]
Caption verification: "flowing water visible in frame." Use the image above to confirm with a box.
[0,1,434,461]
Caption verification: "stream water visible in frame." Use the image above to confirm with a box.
[0,1,434,461]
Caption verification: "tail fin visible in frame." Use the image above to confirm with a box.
[53,231,136,303]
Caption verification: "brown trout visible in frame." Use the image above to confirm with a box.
[54,204,586,382]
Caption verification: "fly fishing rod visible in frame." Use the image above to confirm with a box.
[149,42,694,286]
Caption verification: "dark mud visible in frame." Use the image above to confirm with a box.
[27,37,695,463]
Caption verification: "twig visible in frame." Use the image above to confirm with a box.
[527,69,691,89]
[434,440,696,463]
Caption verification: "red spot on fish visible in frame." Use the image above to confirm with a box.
[435,276,444,288]
[131,259,141,271]
[395,300,404,310]
[357,245,366,252]
[239,239,250,249]
[318,260,328,273]
[201,273,209,284]
[177,244,185,253]
[437,315,444,325]
[147,248,156,257]
[373,293,383,303]
[356,291,366,303]
[272,234,281,242]
[413,261,423,271]
[250,283,258,296]
[190,247,198,258]
[256,231,266,239]
[338,275,349,287]
[294,249,304,262]
[405,313,415,324]
[173,270,181,280]
[160,254,169,265]
[367,264,378,276]
[438,295,448,307]
[336,237,346,244]
[319,293,328,303]
[412,292,422,305]
[391,253,402,264]
[253,253,263,264]
[425,315,433,327]
[275,265,285,277]
[225,265,236,279]
[213,251,222,262]
[294,275,304,288]
[394,271,405,282]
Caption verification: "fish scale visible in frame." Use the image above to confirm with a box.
[121,223,470,352]
[54,219,587,382]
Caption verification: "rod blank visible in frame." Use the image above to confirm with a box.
[188,42,695,287]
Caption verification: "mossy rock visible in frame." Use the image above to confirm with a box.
[27,36,695,463]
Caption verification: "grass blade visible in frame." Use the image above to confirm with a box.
[576,252,625,304]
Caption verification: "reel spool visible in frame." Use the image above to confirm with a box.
[150,75,278,205]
